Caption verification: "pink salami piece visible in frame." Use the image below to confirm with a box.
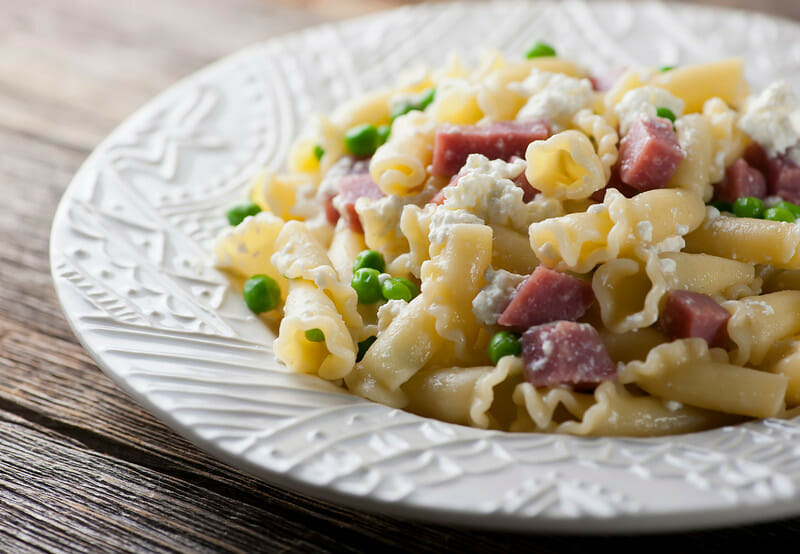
[744,142,800,204]
[522,321,616,388]
[618,116,684,191]
[321,157,383,233]
[589,66,626,92]
[659,290,731,348]
[589,167,640,202]
[712,158,767,203]
[513,169,540,203]
[497,266,595,329]
[431,120,551,176]
[336,173,385,233]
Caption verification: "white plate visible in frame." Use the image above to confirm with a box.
[50,0,800,533]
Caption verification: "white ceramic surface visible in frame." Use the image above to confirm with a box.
[50,0,800,533]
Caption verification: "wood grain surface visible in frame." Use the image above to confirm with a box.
[4,0,800,551]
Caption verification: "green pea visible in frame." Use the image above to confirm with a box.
[773,200,800,220]
[393,277,419,299]
[243,274,281,313]
[417,87,436,110]
[391,101,415,121]
[304,328,325,342]
[344,123,380,157]
[764,207,796,223]
[351,268,383,304]
[659,65,676,73]
[356,336,377,362]
[226,201,261,226]
[708,201,733,213]
[353,249,385,273]
[313,144,325,161]
[656,107,676,123]
[488,331,522,365]
[377,124,392,145]
[525,40,556,59]
[381,278,414,302]
[732,196,765,219]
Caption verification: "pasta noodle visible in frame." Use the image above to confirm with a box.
[213,49,800,437]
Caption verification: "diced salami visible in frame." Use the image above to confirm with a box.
[589,66,627,92]
[659,290,731,348]
[522,321,616,388]
[513,169,540,203]
[743,142,800,204]
[589,167,640,202]
[320,157,383,233]
[322,194,340,226]
[497,266,595,328]
[618,116,684,191]
[712,158,767,202]
[431,120,551,176]
[335,173,385,233]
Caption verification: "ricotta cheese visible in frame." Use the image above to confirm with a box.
[512,69,594,131]
[471,267,526,326]
[738,80,800,158]
[615,86,685,135]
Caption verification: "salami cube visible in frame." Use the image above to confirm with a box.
[522,321,616,388]
[498,266,595,328]
[618,116,684,191]
[431,120,551,176]
[335,173,385,233]
[589,167,640,202]
[589,66,627,92]
[712,158,767,202]
[743,142,800,204]
[513,169,540,203]
[768,156,800,204]
[659,290,731,348]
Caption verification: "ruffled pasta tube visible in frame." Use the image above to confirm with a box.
[403,355,523,429]
[571,109,618,182]
[349,295,443,398]
[702,97,749,183]
[330,88,393,129]
[271,221,362,332]
[667,114,714,202]
[421,222,493,360]
[684,214,800,269]
[593,248,668,333]
[724,291,800,366]
[762,339,800,406]
[476,57,588,121]
[370,111,436,196]
[529,188,705,272]
[213,211,287,299]
[249,170,317,221]
[525,130,606,200]
[659,252,759,300]
[621,338,788,419]
[274,280,356,380]
[562,382,738,437]
[511,380,736,436]
[650,58,749,113]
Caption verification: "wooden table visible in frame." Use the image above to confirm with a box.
[4,0,800,550]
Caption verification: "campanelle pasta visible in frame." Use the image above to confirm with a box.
[214,48,800,437]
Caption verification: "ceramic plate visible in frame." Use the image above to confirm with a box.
[50,0,800,533]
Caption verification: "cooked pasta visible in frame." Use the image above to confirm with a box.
[214,48,800,437]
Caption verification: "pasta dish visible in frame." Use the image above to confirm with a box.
[214,45,800,436]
